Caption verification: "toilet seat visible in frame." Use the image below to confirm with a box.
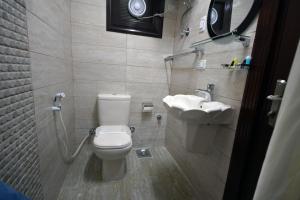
[93,125,132,149]
[94,133,131,149]
[95,125,131,136]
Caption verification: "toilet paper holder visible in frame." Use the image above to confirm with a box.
[142,102,154,113]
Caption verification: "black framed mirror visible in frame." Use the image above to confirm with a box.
[207,0,262,38]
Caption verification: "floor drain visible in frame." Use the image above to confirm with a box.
[135,148,152,158]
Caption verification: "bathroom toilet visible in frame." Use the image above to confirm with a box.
[93,94,132,181]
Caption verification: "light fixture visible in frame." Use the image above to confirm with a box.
[128,0,147,18]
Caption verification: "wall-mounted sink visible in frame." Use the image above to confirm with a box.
[163,94,233,124]
[163,94,234,154]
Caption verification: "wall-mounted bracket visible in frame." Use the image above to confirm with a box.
[234,35,251,47]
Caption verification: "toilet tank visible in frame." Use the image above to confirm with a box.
[97,94,131,126]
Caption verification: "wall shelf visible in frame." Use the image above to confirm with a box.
[164,32,251,62]
[191,32,251,49]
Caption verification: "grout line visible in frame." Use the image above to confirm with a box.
[71,0,104,8]
[71,41,173,55]
[32,80,73,91]
[29,50,70,61]
[26,10,67,39]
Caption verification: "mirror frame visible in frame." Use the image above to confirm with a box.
[207,0,262,38]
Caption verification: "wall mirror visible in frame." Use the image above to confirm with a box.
[207,0,261,38]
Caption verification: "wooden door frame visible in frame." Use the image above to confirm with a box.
[223,0,300,199]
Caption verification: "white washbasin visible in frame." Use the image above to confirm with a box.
[163,95,206,111]
[163,94,233,124]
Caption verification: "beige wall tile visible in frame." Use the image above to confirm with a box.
[26,0,67,35]
[72,23,126,48]
[97,81,126,94]
[127,35,174,53]
[74,80,97,97]
[27,11,64,58]
[163,18,177,38]
[164,0,178,20]
[71,0,106,7]
[73,62,126,82]
[72,43,126,65]
[127,49,167,68]
[152,68,168,84]
[31,53,72,89]
[126,82,154,99]
[75,118,97,129]
[126,66,153,83]
[71,1,106,26]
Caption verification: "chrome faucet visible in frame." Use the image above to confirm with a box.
[207,83,215,94]
[195,83,215,101]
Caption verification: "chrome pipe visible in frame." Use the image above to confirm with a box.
[164,48,202,62]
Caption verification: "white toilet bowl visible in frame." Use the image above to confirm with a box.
[93,125,132,181]
[93,94,132,181]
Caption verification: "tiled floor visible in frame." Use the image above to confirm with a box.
[57,145,199,200]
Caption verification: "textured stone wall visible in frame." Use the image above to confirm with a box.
[0,0,43,199]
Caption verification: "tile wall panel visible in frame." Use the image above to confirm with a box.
[0,0,43,199]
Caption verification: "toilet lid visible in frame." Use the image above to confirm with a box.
[93,133,132,149]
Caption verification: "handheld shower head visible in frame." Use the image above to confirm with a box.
[54,92,66,102]
[53,92,66,110]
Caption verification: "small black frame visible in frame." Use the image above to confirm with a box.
[106,0,165,38]
[207,0,262,38]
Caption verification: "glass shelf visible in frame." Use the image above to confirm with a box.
[191,32,251,49]
[164,32,251,62]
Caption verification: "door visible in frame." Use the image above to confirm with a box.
[223,0,300,199]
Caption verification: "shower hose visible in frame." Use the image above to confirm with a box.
[55,109,90,163]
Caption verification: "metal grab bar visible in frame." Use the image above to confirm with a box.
[164,48,203,62]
